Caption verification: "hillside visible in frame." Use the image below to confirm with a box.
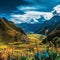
[42,30,60,47]
[0,18,29,43]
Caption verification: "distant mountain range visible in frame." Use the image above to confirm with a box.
[36,15,60,34]
[16,23,42,33]
[0,18,29,43]
[16,15,60,35]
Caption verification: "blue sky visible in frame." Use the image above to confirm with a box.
[0,0,60,12]
[0,0,60,23]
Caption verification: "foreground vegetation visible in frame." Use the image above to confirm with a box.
[0,34,60,60]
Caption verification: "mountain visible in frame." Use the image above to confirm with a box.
[42,17,60,46]
[17,15,60,34]
[16,23,43,33]
[0,18,29,43]
[36,15,60,35]
[16,15,46,33]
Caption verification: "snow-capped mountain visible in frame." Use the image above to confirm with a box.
[10,5,60,33]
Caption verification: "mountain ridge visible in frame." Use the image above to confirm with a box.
[0,18,29,43]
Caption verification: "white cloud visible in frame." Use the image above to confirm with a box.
[26,11,53,20]
[17,6,39,11]
[11,4,60,24]
[43,13,53,20]
[10,11,54,24]
[10,18,22,24]
[53,5,60,14]
[11,13,41,24]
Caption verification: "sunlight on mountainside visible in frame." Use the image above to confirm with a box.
[28,34,46,43]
